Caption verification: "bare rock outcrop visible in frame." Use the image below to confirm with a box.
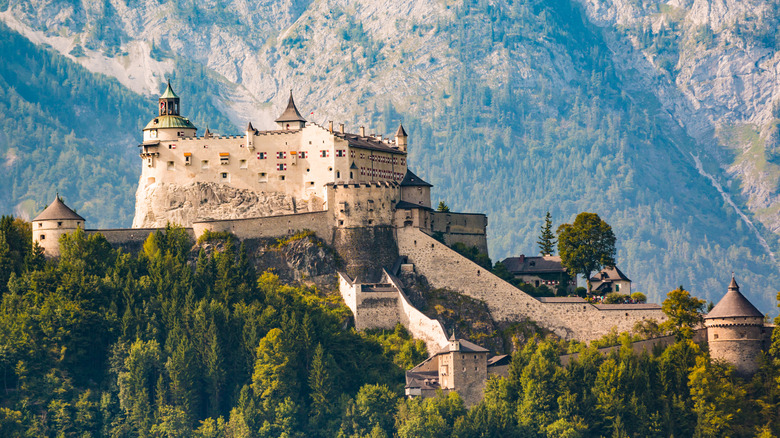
[132,181,322,228]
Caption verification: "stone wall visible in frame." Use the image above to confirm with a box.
[431,211,489,255]
[332,226,398,283]
[329,182,400,228]
[385,270,449,355]
[396,227,666,343]
[192,211,332,242]
[86,228,195,253]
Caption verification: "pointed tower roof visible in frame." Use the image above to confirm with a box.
[160,80,179,99]
[396,123,408,137]
[204,126,213,138]
[705,275,764,319]
[275,90,306,123]
[400,169,432,187]
[33,195,85,222]
[246,121,255,132]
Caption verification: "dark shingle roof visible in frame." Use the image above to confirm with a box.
[590,266,631,283]
[487,354,511,367]
[502,255,565,274]
[334,132,406,155]
[396,123,408,137]
[439,339,489,354]
[705,276,764,319]
[395,200,433,211]
[400,170,432,187]
[33,196,85,222]
[275,91,306,123]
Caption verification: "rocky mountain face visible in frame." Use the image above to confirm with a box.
[2,0,780,310]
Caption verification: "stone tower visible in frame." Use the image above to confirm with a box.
[704,276,765,376]
[31,195,85,257]
[437,334,489,406]
[395,124,408,153]
[275,91,307,130]
[142,81,197,143]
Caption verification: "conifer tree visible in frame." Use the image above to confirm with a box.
[537,212,556,256]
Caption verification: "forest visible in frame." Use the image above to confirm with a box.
[1,216,780,437]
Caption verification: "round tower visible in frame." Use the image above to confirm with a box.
[31,195,85,257]
[704,276,764,376]
[142,80,197,142]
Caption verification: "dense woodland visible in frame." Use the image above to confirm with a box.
[1,217,780,437]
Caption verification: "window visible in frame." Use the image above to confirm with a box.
[38,223,42,228]
[177,131,184,137]
[57,222,62,227]
[184,153,191,165]
[336,149,346,157]
[277,151,286,159]
[150,129,157,138]
[615,284,620,292]
[299,151,308,159]
[167,161,174,170]
[220,153,229,165]
[40,234,45,240]
[336,171,341,179]
[201,160,209,170]
[350,151,355,158]
[350,171,353,179]
[221,172,229,179]
[320,150,329,158]
[277,163,287,171]
[257,152,267,159]
[280,175,286,181]
[258,172,268,182]
[240,159,247,169]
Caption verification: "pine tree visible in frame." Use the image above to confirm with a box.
[537,212,556,256]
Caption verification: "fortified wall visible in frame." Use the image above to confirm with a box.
[395,226,666,342]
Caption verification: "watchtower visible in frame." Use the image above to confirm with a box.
[704,276,764,376]
[31,195,85,257]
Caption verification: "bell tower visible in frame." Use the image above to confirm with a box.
[159,80,180,116]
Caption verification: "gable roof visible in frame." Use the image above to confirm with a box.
[33,195,85,222]
[502,255,565,274]
[705,276,764,319]
[275,91,306,123]
[400,170,432,187]
[590,266,631,283]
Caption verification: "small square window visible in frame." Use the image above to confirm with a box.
[40,234,45,240]
[167,161,174,170]
[57,222,62,227]
[240,159,247,169]
[221,172,228,179]
[259,172,268,182]
[201,160,209,170]
[280,175,286,181]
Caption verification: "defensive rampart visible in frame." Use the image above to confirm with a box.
[86,228,195,252]
[385,270,449,355]
[396,227,666,342]
[431,211,489,255]
[192,211,332,242]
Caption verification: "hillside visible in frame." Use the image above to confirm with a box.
[1,0,779,310]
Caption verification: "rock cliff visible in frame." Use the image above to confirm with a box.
[132,181,321,228]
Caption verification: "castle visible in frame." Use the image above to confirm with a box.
[29,81,774,404]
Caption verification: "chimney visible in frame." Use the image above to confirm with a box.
[329,121,333,133]
[339,123,345,133]
[360,126,365,137]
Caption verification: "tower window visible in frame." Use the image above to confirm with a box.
[240,159,247,169]
[280,175,286,181]
[201,161,209,170]
[40,234,45,240]
[167,161,174,170]
[57,222,62,227]
[38,223,42,228]
[258,172,268,182]
[336,171,341,179]
[221,172,229,180]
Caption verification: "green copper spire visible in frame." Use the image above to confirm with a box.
[160,79,179,99]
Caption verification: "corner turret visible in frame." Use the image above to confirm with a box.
[275,91,306,130]
[395,124,408,152]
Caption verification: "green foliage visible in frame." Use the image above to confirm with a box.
[631,292,647,303]
[537,211,556,256]
[604,292,630,304]
[196,230,235,245]
[364,324,428,370]
[437,201,450,212]
[557,212,616,292]
[661,286,706,340]
[275,229,317,247]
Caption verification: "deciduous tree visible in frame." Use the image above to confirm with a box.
[556,212,616,292]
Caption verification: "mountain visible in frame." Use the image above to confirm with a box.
[1,0,779,311]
